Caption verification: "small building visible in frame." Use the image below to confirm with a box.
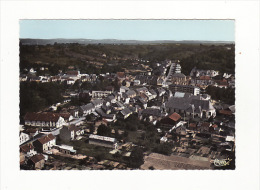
[80,103,95,116]
[161,112,181,127]
[54,144,77,155]
[160,136,168,143]
[20,144,37,157]
[89,134,118,149]
[28,154,45,170]
[20,132,30,145]
[59,125,83,141]
[119,107,133,119]
[33,134,56,152]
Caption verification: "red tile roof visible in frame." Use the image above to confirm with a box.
[24,112,69,122]
[37,134,55,144]
[68,125,80,132]
[117,72,125,78]
[59,113,72,120]
[199,76,211,80]
[219,110,233,115]
[30,154,45,164]
[189,123,197,128]
[24,112,62,122]
[201,122,210,127]
[67,71,79,76]
[168,113,181,122]
[20,144,34,153]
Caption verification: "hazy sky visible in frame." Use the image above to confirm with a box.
[20,20,235,41]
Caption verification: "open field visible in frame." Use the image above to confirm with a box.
[141,153,212,170]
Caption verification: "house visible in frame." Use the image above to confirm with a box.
[89,134,118,149]
[59,113,74,122]
[20,75,28,81]
[59,125,84,141]
[175,125,187,136]
[105,94,117,105]
[198,122,212,132]
[148,89,157,99]
[157,87,166,97]
[170,73,187,85]
[121,93,130,104]
[92,90,113,99]
[120,86,129,94]
[28,154,45,170]
[20,152,26,165]
[80,103,95,116]
[117,72,125,82]
[135,87,149,95]
[96,108,116,122]
[91,99,103,109]
[160,136,168,143]
[67,78,76,85]
[66,70,81,80]
[112,101,125,111]
[23,128,39,138]
[139,108,162,122]
[33,134,56,153]
[101,105,112,114]
[20,144,37,157]
[20,132,30,145]
[54,144,77,154]
[24,112,66,128]
[126,90,137,98]
[119,108,133,119]
[169,84,200,96]
[188,123,197,130]
[161,112,181,127]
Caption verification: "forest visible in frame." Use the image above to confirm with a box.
[20,42,235,76]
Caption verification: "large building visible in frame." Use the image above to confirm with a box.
[165,93,216,119]
[169,84,200,96]
[24,112,66,128]
[89,134,118,149]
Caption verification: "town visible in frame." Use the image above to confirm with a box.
[19,43,235,170]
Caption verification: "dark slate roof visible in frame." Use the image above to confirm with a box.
[149,89,157,96]
[165,97,191,110]
[126,90,136,97]
[120,108,132,116]
[106,95,115,102]
[190,99,210,110]
[91,99,103,106]
[113,101,125,108]
[141,108,161,117]
[166,94,214,113]
[101,105,111,112]
[135,87,148,93]
[80,103,94,111]
[96,108,106,117]
[157,87,166,95]
[172,73,186,78]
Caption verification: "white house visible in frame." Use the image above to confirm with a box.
[24,112,66,128]
[19,132,30,145]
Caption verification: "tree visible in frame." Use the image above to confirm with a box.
[97,124,111,136]
[153,143,173,156]
[129,147,144,168]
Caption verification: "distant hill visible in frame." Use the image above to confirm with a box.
[20,38,234,45]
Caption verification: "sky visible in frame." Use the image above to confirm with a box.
[20,20,235,42]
